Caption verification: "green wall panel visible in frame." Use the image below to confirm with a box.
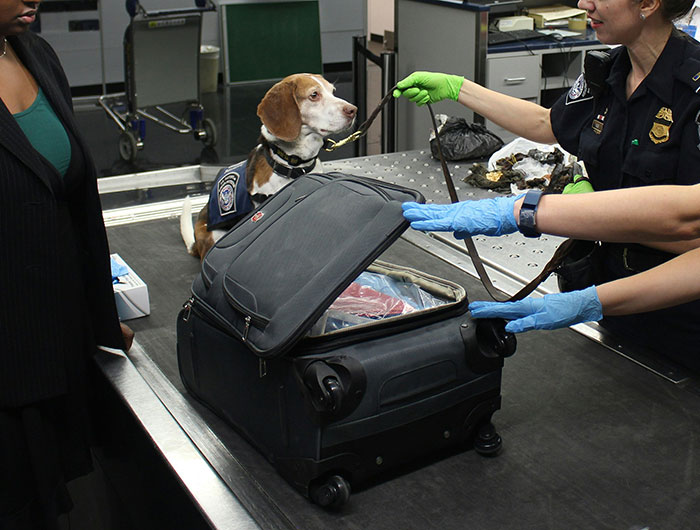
[223,1,322,83]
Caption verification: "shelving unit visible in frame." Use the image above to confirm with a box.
[486,40,608,142]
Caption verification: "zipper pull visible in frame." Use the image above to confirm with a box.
[182,297,194,322]
[242,315,251,342]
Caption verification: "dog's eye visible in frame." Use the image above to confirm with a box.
[309,91,320,101]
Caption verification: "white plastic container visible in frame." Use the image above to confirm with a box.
[199,45,220,94]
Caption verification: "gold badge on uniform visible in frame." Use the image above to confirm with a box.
[649,106,673,144]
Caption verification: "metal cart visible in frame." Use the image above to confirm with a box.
[99,0,218,163]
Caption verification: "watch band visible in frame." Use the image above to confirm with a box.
[518,189,543,238]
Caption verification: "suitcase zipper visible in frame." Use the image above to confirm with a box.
[182,297,194,322]
[222,291,270,330]
[182,295,245,340]
[242,316,251,342]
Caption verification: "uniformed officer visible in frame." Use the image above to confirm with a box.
[394,0,700,371]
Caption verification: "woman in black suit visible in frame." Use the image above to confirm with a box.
[0,1,133,528]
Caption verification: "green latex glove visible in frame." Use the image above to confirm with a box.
[392,71,465,106]
[563,173,595,194]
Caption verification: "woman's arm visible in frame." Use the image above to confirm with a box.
[403,184,700,243]
[393,71,557,144]
[518,184,700,242]
[456,79,556,144]
[468,247,700,332]
[597,247,700,315]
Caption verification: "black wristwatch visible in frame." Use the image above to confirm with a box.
[518,189,543,238]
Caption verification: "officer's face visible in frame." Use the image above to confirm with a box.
[578,0,644,45]
[0,0,40,37]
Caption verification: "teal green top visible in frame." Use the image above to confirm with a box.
[13,88,71,177]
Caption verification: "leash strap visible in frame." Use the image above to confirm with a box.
[324,89,397,152]
[426,104,574,302]
[326,86,573,301]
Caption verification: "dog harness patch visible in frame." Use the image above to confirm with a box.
[207,161,253,230]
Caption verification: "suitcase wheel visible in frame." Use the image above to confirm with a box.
[474,422,502,457]
[309,474,351,509]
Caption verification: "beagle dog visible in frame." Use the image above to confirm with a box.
[181,73,357,260]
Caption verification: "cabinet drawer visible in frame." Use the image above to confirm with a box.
[487,55,540,99]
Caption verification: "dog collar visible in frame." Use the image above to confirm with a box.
[263,142,319,180]
[266,141,317,167]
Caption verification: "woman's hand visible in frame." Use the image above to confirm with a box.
[468,286,603,333]
[402,195,520,237]
[393,71,465,106]
[120,323,134,352]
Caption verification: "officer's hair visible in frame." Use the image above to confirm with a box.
[657,0,694,21]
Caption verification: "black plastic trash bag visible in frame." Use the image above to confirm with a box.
[430,115,504,161]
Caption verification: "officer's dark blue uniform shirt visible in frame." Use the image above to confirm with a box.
[551,29,700,191]
[550,29,700,372]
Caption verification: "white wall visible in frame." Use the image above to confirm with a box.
[368,0,394,38]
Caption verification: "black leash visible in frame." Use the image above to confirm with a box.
[425,105,575,302]
[328,86,573,302]
[324,89,397,152]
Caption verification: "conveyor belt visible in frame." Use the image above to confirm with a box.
[100,153,700,529]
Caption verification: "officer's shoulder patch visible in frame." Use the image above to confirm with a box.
[565,74,594,105]
[675,55,700,92]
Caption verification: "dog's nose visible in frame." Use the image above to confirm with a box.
[344,105,357,118]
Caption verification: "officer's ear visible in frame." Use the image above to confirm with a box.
[638,0,662,19]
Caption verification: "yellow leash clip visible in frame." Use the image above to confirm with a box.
[324,130,365,152]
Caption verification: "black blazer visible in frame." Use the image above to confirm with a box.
[0,32,124,408]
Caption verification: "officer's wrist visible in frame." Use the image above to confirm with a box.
[517,189,544,237]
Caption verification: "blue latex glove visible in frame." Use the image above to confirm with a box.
[402,195,519,238]
[110,256,129,284]
[468,286,603,333]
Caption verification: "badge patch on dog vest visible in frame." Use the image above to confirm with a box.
[207,161,253,230]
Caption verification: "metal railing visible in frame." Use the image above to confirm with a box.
[352,36,397,156]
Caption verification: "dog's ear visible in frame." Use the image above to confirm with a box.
[257,80,302,142]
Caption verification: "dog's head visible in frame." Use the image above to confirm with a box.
[257,73,357,143]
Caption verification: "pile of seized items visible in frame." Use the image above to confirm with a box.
[463,147,575,193]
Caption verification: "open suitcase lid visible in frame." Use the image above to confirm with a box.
[199,172,425,359]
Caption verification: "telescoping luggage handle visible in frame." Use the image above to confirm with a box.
[327,86,574,303]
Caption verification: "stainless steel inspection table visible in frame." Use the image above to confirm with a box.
[94,150,700,529]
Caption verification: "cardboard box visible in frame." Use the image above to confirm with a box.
[497,15,535,32]
[111,253,150,321]
[527,4,587,30]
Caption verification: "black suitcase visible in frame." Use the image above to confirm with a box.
[176,172,516,507]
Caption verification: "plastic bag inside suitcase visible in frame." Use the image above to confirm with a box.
[177,172,516,508]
